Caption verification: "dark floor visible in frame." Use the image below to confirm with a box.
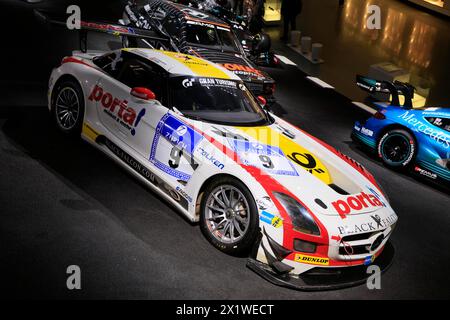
[0,0,449,299]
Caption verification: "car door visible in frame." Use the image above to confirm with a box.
[92,51,168,158]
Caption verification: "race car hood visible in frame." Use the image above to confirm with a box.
[196,115,394,222]
[187,47,273,83]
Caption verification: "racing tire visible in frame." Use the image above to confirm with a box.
[377,129,416,169]
[200,177,259,256]
[51,79,85,136]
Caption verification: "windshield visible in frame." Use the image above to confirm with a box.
[169,76,270,125]
[185,23,240,53]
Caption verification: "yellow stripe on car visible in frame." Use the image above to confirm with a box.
[235,126,332,184]
[82,122,100,142]
[161,51,231,79]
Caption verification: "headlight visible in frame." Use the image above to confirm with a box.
[273,192,320,236]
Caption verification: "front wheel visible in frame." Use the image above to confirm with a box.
[377,129,416,169]
[200,177,259,255]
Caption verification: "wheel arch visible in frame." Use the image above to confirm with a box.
[50,73,84,112]
[376,123,418,147]
[194,173,256,219]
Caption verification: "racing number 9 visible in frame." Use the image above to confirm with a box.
[259,155,274,169]
[169,146,183,169]
[168,145,199,170]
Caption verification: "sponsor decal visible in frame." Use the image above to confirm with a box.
[176,186,193,203]
[89,85,145,136]
[260,211,283,228]
[361,127,374,137]
[228,139,299,176]
[337,213,397,235]
[80,21,136,35]
[275,123,295,139]
[220,63,263,77]
[198,78,237,88]
[150,114,203,181]
[256,196,274,210]
[236,126,331,183]
[294,254,329,266]
[331,191,386,219]
[364,255,376,266]
[398,111,450,148]
[414,166,438,179]
[287,152,326,174]
[197,147,224,170]
[102,138,188,209]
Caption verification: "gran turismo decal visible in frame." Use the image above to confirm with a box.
[102,137,188,209]
[337,213,397,235]
[150,113,202,181]
[256,196,274,210]
[294,254,329,266]
[331,191,385,219]
[89,85,145,136]
[176,186,193,203]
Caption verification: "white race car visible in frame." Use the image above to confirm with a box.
[48,48,397,290]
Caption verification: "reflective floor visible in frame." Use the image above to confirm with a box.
[266,0,450,106]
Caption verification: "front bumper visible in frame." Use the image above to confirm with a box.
[247,241,395,291]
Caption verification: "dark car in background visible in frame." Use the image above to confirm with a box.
[120,0,276,103]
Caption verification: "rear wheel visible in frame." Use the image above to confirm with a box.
[200,177,259,255]
[377,129,416,168]
[51,79,84,135]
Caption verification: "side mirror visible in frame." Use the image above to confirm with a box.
[131,87,156,101]
[257,95,267,108]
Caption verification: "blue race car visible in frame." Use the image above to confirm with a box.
[351,75,450,184]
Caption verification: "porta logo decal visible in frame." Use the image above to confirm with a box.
[331,191,385,219]
[89,85,145,136]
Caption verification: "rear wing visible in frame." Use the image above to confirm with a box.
[356,75,415,109]
[33,9,171,53]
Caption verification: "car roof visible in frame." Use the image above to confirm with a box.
[123,48,240,80]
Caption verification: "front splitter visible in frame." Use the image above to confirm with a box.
[247,241,395,291]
